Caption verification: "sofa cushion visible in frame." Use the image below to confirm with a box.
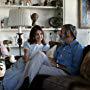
[46,45,57,58]
[43,76,74,90]
[43,75,90,90]
[80,51,90,81]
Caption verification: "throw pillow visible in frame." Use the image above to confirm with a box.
[80,51,90,81]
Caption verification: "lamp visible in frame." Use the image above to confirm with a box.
[8,8,31,56]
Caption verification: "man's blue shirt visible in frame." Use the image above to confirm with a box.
[54,40,83,75]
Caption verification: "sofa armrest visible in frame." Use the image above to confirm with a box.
[68,81,90,90]
[42,76,90,90]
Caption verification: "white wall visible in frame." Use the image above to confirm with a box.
[64,0,90,46]
[64,0,77,26]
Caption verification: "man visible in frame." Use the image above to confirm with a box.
[53,24,83,75]
[37,24,83,76]
[18,24,83,89]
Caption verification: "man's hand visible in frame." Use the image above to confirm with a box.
[49,57,66,69]
[49,57,57,67]
[49,41,62,48]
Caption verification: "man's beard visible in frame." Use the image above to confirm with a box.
[60,34,66,42]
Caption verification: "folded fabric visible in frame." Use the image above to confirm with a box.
[0,41,9,57]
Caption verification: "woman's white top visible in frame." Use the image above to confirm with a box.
[23,41,50,58]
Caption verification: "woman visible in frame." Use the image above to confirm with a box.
[23,25,50,62]
[3,25,50,90]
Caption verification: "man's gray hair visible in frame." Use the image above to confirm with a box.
[63,24,77,39]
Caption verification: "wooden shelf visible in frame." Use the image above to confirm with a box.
[0,28,61,32]
[0,5,57,9]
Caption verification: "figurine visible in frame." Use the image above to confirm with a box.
[12,0,16,5]
[44,0,48,6]
[31,13,39,26]
[23,0,32,5]
[5,0,11,5]
[19,0,24,5]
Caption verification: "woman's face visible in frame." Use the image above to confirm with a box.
[35,30,44,43]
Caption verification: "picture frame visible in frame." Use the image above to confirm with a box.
[79,0,90,28]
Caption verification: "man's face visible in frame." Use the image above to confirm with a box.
[58,27,66,41]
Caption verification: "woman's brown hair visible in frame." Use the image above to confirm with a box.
[28,25,46,45]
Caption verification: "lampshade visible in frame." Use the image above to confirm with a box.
[8,8,31,27]
[8,8,32,56]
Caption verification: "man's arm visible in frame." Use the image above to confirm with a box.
[49,41,63,48]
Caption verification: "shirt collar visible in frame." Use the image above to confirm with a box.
[69,40,78,47]
[63,40,78,47]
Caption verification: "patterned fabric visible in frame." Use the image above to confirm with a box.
[0,41,9,57]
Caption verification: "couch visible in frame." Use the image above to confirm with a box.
[24,45,90,90]
[2,45,90,90]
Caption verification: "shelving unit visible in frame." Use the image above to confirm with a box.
[0,27,61,32]
[0,6,57,27]
[0,5,57,9]
[0,0,63,55]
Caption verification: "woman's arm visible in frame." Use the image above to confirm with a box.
[23,48,29,63]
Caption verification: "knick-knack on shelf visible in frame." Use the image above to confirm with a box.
[31,13,39,26]
[44,0,48,6]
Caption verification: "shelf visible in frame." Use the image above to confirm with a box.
[0,5,57,9]
[0,2,63,55]
[0,28,61,32]
[5,44,23,48]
